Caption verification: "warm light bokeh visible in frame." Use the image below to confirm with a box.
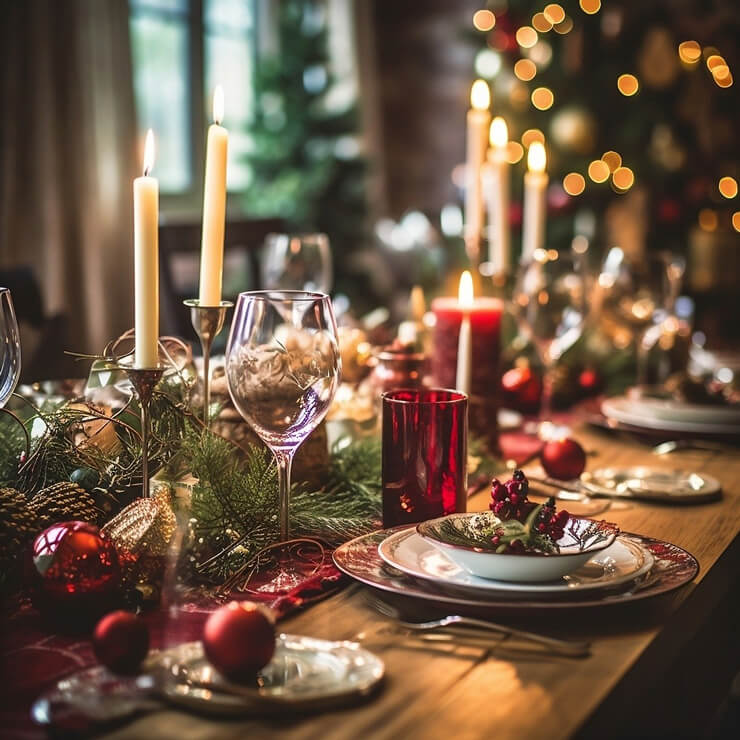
[521,128,545,148]
[601,151,622,172]
[473,9,496,32]
[516,26,538,49]
[514,59,537,81]
[617,74,639,96]
[532,87,554,110]
[719,176,738,199]
[579,0,601,14]
[563,173,586,195]
[588,159,610,183]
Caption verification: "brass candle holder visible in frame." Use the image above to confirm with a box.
[117,361,165,499]
[184,299,233,425]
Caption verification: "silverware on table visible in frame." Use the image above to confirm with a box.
[365,595,590,657]
[651,439,738,455]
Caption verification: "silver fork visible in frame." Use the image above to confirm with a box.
[651,439,738,455]
[365,594,591,657]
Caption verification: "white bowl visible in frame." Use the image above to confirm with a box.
[416,512,619,583]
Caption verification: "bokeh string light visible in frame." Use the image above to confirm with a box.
[588,160,610,183]
[521,128,545,148]
[514,59,537,82]
[506,141,524,164]
[531,87,555,110]
[543,4,566,24]
[732,212,740,233]
[553,16,574,35]
[718,176,738,199]
[563,172,586,196]
[601,151,622,172]
[473,10,496,32]
[678,40,701,65]
[698,208,718,231]
[516,26,538,49]
[532,13,553,33]
[579,0,601,14]
[612,166,635,191]
[617,74,639,96]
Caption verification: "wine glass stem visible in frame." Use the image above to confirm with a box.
[540,361,554,423]
[275,450,294,541]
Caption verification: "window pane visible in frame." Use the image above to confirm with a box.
[130,7,191,192]
[205,0,254,191]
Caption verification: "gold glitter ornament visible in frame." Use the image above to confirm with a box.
[102,488,177,601]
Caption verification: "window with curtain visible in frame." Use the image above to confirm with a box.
[129,0,254,209]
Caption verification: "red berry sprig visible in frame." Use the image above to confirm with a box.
[488,470,570,554]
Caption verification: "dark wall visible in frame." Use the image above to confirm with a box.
[372,0,478,219]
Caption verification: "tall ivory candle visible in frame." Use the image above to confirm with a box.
[483,117,510,274]
[133,129,159,368]
[464,80,491,258]
[521,141,548,263]
[455,271,474,396]
[199,85,229,306]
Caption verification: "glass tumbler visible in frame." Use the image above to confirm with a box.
[382,389,467,528]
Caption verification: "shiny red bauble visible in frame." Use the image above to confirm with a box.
[541,438,587,481]
[501,363,542,413]
[203,601,276,683]
[93,610,149,674]
[26,521,120,630]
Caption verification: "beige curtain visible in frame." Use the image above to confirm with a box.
[0,0,137,355]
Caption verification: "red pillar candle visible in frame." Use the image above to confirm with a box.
[431,296,503,452]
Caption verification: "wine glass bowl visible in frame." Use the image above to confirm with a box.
[226,291,341,542]
[512,251,584,427]
[0,288,22,408]
[261,233,333,294]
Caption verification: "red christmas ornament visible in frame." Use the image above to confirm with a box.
[203,601,276,683]
[93,610,150,674]
[578,368,602,396]
[26,521,120,630]
[541,438,587,481]
[501,362,542,413]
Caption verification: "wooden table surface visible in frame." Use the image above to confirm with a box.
[107,427,740,740]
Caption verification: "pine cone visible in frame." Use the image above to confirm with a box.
[0,487,36,561]
[28,482,101,531]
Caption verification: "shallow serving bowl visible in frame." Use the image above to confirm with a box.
[417,512,619,583]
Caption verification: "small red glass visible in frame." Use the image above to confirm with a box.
[382,389,468,528]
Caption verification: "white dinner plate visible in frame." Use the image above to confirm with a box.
[601,397,740,435]
[377,528,654,597]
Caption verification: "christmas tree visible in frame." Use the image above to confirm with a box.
[469,0,739,254]
[242,0,367,295]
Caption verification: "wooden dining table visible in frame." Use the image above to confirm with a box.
[104,425,740,740]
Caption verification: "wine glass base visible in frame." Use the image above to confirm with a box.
[523,420,572,440]
[232,539,330,597]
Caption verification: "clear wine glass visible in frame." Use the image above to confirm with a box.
[226,291,341,545]
[512,251,585,434]
[261,233,333,294]
[0,288,22,407]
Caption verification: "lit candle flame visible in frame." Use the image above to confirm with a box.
[143,129,155,176]
[527,141,546,174]
[489,117,508,148]
[213,84,224,125]
[470,79,491,110]
[458,270,474,310]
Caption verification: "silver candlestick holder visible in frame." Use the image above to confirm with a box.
[184,299,233,426]
[117,361,165,499]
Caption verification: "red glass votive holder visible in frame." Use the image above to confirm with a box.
[431,296,503,453]
[382,389,468,528]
